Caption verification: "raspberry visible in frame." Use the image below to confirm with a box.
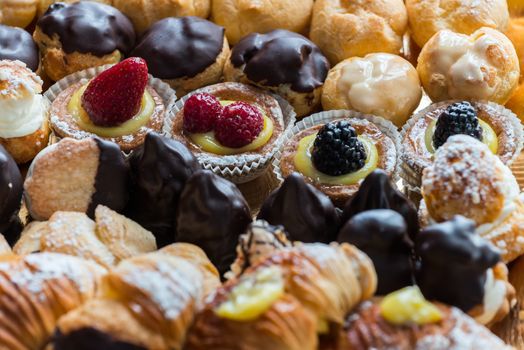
[433,101,482,149]
[215,102,263,148]
[183,93,223,133]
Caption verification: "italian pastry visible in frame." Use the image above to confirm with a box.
[24,137,128,221]
[126,132,201,248]
[508,0,524,15]
[185,242,377,349]
[13,205,157,268]
[224,29,330,118]
[33,1,135,81]
[506,18,524,83]
[420,135,524,262]
[506,84,524,122]
[257,172,340,243]
[337,286,513,349]
[52,247,220,349]
[49,57,167,151]
[0,60,50,164]
[416,216,515,326]
[278,117,398,206]
[417,28,520,104]
[0,25,39,71]
[0,252,106,349]
[401,100,522,187]
[131,16,230,97]
[112,0,211,34]
[405,0,510,48]
[0,0,37,28]
[211,0,314,45]
[36,0,112,17]
[0,144,23,245]
[309,0,408,65]
[322,53,422,127]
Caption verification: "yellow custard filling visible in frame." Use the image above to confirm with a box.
[380,286,443,326]
[425,118,498,154]
[188,100,274,155]
[294,133,378,185]
[68,84,154,138]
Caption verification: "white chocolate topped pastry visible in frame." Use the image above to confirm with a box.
[417,28,520,105]
[322,53,422,127]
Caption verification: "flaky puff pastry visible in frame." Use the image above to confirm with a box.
[417,27,520,105]
[0,0,37,28]
[0,252,106,350]
[309,0,407,65]
[112,0,210,34]
[406,0,509,49]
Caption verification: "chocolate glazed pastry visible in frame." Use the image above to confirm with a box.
[338,209,414,295]
[416,216,501,312]
[37,2,135,56]
[176,170,251,276]
[342,169,419,241]
[0,144,23,244]
[53,328,146,350]
[0,25,39,71]
[257,172,340,243]
[126,132,200,248]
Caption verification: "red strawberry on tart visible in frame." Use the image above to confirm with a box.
[49,57,167,151]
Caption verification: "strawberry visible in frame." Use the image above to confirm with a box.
[81,57,149,127]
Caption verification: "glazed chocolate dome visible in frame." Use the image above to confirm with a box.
[0,25,39,71]
[0,145,23,244]
[230,29,329,93]
[131,16,225,79]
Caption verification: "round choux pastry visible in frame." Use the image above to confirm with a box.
[417,27,520,105]
[508,0,524,16]
[212,0,314,45]
[506,83,524,123]
[36,0,113,17]
[506,17,524,83]
[322,53,422,127]
[0,0,38,28]
[309,0,408,65]
[405,0,509,48]
[113,0,211,34]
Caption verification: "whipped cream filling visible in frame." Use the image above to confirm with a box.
[475,268,506,325]
[0,88,46,138]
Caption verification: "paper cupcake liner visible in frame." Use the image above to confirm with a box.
[164,87,296,184]
[272,109,402,186]
[510,151,524,191]
[400,100,524,191]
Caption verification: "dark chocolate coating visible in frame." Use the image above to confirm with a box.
[131,17,225,79]
[0,145,23,244]
[338,209,414,295]
[416,216,500,312]
[257,172,340,243]
[342,169,419,241]
[53,328,146,350]
[126,132,201,248]
[176,170,252,276]
[230,29,329,93]
[87,138,129,218]
[37,1,135,56]
[0,25,39,71]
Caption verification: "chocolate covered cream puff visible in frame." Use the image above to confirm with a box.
[310,0,408,65]
[322,53,422,127]
[0,25,39,72]
[212,0,314,45]
[36,0,112,17]
[417,28,520,104]
[34,1,135,81]
[0,144,23,245]
[224,30,329,118]
[132,17,229,97]
[0,60,50,164]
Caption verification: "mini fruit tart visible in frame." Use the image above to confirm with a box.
[401,100,523,188]
[275,110,400,207]
[167,82,295,182]
[46,57,174,152]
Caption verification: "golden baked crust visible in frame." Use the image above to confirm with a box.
[0,116,50,164]
[309,0,407,65]
[212,0,314,45]
[49,82,165,152]
[406,0,509,48]
[112,0,210,34]
[506,83,524,123]
[508,0,524,15]
[0,0,38,28]
[506,17,524,83]
[279,118,397,206]
[0,234,11,255]
[36,0,112,17]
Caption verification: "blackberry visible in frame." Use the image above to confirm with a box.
[433,101,482,149]
[311,121,367,176]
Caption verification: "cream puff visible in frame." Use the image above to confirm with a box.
[508,0,524,15]
[0,0,38,28]
[36,0,112,17]
[322,53,422,127]
[309,0,408,65]
[224,29,329,118]
[0,60,49,164]
[506,83,524,122]
[0,24,39,72]
[417,27,520,104]
[212,0,314,45]
[0,144,23,245]
[406,0,510,48]
[506,17,524,83]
